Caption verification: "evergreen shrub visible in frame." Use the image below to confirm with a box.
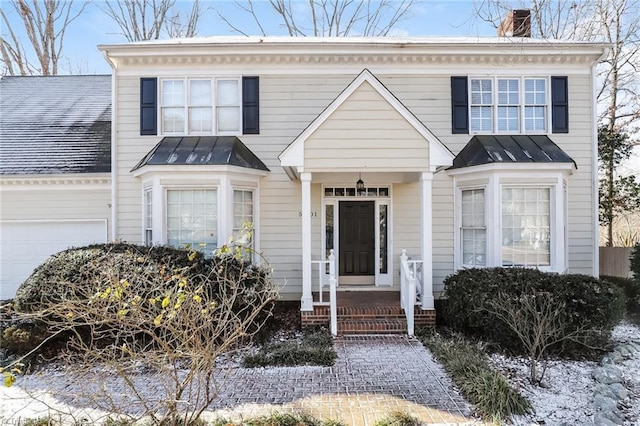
[444,267,626,355]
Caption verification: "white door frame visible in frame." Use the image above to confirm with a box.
[321,186,393,287]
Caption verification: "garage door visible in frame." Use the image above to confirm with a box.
[0,220,107,300]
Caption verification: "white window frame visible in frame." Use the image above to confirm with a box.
[451,165,570,273]
[159,77,242,136]
[469,76,550,134]
[143,187,153,246]
[458,186,488,268]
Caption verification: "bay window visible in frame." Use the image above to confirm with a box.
[453,169,569,273]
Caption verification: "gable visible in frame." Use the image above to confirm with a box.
[279,69,453,176]
[304,81,429,171]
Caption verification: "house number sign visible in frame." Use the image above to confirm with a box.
[298,211,318,217]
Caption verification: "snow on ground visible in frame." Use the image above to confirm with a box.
[490,321,640,426]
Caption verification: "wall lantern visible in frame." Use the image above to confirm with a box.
[356,172,365,193]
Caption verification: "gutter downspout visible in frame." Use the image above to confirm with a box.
[103,50,118,241]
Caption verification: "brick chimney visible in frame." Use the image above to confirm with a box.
[497,9,532,37]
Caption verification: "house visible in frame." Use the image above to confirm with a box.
[0,76,112,300]
[1,29,608,333]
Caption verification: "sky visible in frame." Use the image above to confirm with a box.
[1,0,497,75]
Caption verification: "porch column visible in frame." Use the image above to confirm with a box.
[421,171,434,310]
[300,172,313,311]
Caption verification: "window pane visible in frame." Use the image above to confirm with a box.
[167,189,217,256]
[162,80,184,106]
[379,204,388,274]
[162,108,185,133]
[217,106,240,132]
[470,106,493,132]
[189,80,212,106]
[501,187,550,267]
[217,80,240,106]
[189,107,213,132]
[497,106,519,131]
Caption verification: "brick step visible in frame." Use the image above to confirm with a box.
[336,305,404,317]
[337,319,407,334]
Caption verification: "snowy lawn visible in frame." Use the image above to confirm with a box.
[490,321,640,425]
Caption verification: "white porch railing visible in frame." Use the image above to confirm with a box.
[400,249,423,336]
[311,249,337,336]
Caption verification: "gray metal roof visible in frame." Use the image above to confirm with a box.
[0,75,111,175]
[132,136,270,172]
[450,135,576,169]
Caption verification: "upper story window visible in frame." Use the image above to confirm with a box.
[161,78,241,135]
[469,77,548,134]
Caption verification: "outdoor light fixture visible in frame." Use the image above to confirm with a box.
[356,172,365,192]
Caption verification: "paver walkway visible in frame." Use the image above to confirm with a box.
[209,335,476,425]
[0,335,478,425]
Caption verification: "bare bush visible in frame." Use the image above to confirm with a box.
[482,291,592,385]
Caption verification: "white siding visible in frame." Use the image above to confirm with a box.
[113,66,597,300]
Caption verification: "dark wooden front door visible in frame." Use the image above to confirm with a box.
[339,201,375,276]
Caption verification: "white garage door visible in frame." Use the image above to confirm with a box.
[0,220,107,300]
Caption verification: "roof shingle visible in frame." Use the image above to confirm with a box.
[0,75,111,175]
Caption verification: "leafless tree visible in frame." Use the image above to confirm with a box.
[219,0,417,37]
[472,0,640,245]
[102,0,203,41]
[0,0,86,76]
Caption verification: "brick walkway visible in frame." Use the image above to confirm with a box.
[0,335,477,425]
[208,335,476,425]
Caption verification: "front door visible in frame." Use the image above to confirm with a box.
[339,201,375,284]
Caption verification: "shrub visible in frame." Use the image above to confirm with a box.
[417,329,530,422]
[374,411,422,426]
[243,328,336,367]
[6,241,279,425]
[1,322,48,355]
[443,267,626,356]
[631,243,640,279]
[602,275,639,312]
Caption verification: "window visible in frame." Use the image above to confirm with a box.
[461,189,486,266]
[501,187,550,267]
[233,189,254,249]
[161,78,241,135]
[217,79,241,133]
[469,77,548,133]
[144,188,153,245]
[166,189,217,255]
[524,79,547,131]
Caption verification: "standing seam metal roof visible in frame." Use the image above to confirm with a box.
[0,75,111,175]
[132,136,270,172]
[450,135,576,169]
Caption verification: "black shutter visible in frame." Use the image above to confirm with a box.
[140,78,157,135]
[551,76,568,133]
[451,76,469,134]
[242,76,259,134]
